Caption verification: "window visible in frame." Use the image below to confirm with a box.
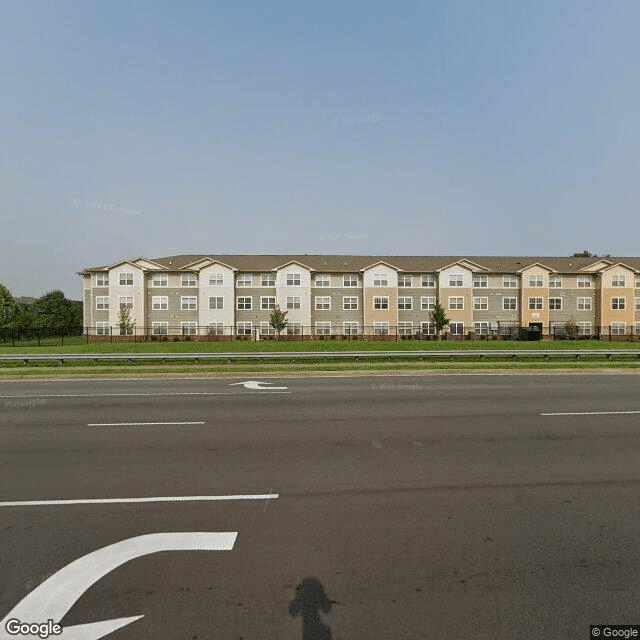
[287,273,301,286]
[287,296,301,310]
[503,275,517,288]
[237,297,252,310]
[287,322,302,335]
[503,297,517,310]
[474,321,490,335]
[529,275,543,287]
[152,296,168,310]
[374,322,389,335]
[120,272,134,286]
[96,274,109,286]
[578,276,592,288]
[152,322,168,335]
[96,322,109,335]
[209,297,224,310]
[528,297,543,310]
[612,297,626,310]
[237,322,253,335]
[236,273,252,287]
[636,275,640,288]
[473,297,488,310]
[549,298,562,310]
[181,296,197,310]
[151,273,166,287]
[420,322,435,335]
[181,322,197,335]
[261,273,275,287]
[315,322,331,335]
[611,322,626,336]
[343,297,358,310]
[261,297,276,310]
[577,297,592,310]
[209,272,224,286]
[343,274,358,287]
[373,273,388,287]
[398,274,412,287]
[421,274,436,287]
[96,296,109,310]
[118,296,133,309]
[260,322,276,336]
[636,297,640,310]
[315,274,330,287]
[578,322,591,336]
[315,297,331,310]
[449,273,463,287]
[473,275,488,288]
[181,273,197,287]
[448,297,463,310]
[343,322,359,335]
[208,322,224,335]
[398,321,413,335]
[636,322,640,334]
[612,274,626,287]
[373,296,389,310]
[549,275,562,288]
[398,297,412,310]
[450,322,464,335]
[421,297,436,311]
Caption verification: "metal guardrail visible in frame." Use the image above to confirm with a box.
[1,350,640,364]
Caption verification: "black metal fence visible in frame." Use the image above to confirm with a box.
[0,326,85,347]
[2,324,640,346]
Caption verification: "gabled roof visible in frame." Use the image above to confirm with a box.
[360,260,401,272]
[132,257,166,269]
[579,260,613,272]
[515,262,556,273]
[437,259,490,272]
[105,258,148,270]
[598,262,638,273]
[273,260,314,272]
[180,257,237,271]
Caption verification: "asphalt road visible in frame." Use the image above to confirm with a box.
[1,373,639,639]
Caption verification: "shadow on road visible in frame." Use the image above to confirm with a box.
[288,577,333,640]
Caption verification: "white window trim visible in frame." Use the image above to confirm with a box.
[237,297,252,310]
[448,296,464,310]
[96,297,109,310]
[373,296,389,310]
[315,297,331,310]
[180,296,197,310]
[152,296,168,310]
[151,274,167,287]
[209,296,224,310]
[473,297,488,310]
[209,273,224,286]
[343,297,358,310]
[398,297,412,310]
[261,296,276,310]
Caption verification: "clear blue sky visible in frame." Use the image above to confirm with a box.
[2,0,639,298]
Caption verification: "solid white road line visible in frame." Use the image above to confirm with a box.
[0,494,279,507]
[0,391,290,398]
[542,410,640,416]
[87,421,206,427]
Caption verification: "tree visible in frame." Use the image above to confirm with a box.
[29,290,82,329]
[571,251,611,258]
[117,304,136,336]
[268,305,288,340]
[0,284,20,329]
[429,302,450,339]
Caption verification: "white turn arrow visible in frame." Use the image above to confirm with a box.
[230,381,288,390]
[0,532,237,640]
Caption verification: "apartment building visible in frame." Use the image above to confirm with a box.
[78,255,640,338]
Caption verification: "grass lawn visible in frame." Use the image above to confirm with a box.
[0,337,639,354]
[1,360,640,378]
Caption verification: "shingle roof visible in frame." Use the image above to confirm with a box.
[79,255,640,274]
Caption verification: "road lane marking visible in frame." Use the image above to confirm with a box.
[0,391,289,398]
[0,532,237,640]
[541,410,640,416]
[230,380,289,390]
[87,421,206,427]
[0,494,279,507]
